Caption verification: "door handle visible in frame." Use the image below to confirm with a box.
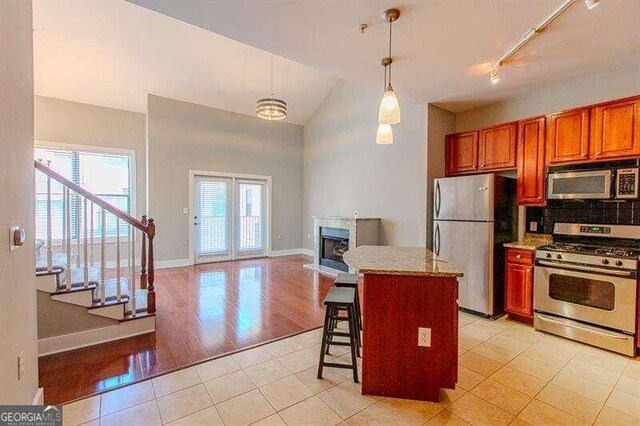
[435,181,441,218]
[434,224,441,256]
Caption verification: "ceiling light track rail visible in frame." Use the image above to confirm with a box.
[491,0,599,83]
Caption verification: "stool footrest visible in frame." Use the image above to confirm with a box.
[327,331,350,337]
[321,362,354,370]
[329,316,348,321]
[326,341,351,347]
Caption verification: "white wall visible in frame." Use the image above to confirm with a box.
[0,0,39,404]
[426,105,456,248]
[147,95,304,262]
[34,96,147,214]
[456,65,640,132]
[303,80,427,249]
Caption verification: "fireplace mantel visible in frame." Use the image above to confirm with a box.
[304,216,381,276]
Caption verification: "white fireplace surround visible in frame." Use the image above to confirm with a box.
[304,216,381,276]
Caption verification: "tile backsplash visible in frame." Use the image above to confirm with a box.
[526,200,640,234]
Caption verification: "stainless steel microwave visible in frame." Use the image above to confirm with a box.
[547,168,639,200]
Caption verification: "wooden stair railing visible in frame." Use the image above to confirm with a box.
[34,160,156,314]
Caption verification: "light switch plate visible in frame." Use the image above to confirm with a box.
[418,327,431,347]
[529,221,538,232]
[182,207,189,214]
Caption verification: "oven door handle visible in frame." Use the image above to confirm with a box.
[536,314,632,340]
[536,260,634,277]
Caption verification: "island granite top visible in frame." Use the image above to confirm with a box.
[343,246,463,277]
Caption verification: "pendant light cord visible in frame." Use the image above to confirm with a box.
[384,64,387,91]
[388,18,392,87]
[270,55,274,96]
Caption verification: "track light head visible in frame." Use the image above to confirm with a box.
[584,0,600,9]
[490,68,500,84]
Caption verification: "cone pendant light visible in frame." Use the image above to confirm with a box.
[378,9,401,125]
[376,123,394,145]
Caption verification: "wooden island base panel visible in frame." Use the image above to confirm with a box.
[343,246,463,402]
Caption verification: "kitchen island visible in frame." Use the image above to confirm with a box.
[343,246,463,402]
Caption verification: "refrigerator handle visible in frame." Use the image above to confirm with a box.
[434,223,441,256]
[434,181,441,219]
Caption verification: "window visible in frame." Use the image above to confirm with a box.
[35,146,134,241]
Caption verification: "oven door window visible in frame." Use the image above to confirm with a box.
[548,274,615,311]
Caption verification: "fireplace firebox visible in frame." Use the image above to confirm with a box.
[319,227,349,272]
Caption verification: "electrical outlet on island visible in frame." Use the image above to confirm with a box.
[418,327,431,347]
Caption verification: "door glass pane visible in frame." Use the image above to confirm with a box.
[237,182,263,253]
[198,179,230,255]
[549,274,615,311]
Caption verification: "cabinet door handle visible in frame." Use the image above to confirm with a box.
[516,255,521,259]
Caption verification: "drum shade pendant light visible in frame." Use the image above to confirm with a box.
[378,8,401,125]
[257,55,287,121]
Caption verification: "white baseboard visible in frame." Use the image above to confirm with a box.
[33,388,44,405]
[300,248,314,257]
[38,316,156,356]
[269,248,306,257]
[155,258,192,269]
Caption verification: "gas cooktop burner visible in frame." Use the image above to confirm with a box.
[539,243,640,259]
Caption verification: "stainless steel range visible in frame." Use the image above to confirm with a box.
[534,223,639,356]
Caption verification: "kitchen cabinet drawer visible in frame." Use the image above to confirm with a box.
[506,249,534,265]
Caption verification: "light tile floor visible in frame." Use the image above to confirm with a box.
[62,312,640,425]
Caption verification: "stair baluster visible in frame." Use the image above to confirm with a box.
[90,202,94,266]
[65,187,72,290]
[100,207,106,304]
[46,174,53,272]
[130,224,136,316]
[147,219,155,314]
[116,218,121,302]
[83,197,88,288]
[76,192,81,268]
[140,216,147,290]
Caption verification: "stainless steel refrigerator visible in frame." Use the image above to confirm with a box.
[433,174,517,317]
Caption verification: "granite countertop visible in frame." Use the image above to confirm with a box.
[343,246,463,278]
[504,233,553,251]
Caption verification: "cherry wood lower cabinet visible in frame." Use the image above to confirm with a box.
[504,248,534,322]
[362,273,458,402]
[517,117,546,206]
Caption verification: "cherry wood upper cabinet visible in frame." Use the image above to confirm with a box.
[546,107,590,164]
[591,96,640,161]
[479,122,517,171]
[445,131,479,175]
[517,117,546,206]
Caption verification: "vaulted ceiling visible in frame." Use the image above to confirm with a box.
[35,0,640,123]
[33,0,337,125]
[129,0,640,112]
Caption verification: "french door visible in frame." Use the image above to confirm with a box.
[193,174,268,263]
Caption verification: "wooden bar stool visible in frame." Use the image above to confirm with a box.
[317,287,359,383]
[334,273,362,332]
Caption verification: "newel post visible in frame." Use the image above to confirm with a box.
[146,218,156,314]
[140,215,148,289]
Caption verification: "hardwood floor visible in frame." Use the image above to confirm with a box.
[39,255,336,404]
